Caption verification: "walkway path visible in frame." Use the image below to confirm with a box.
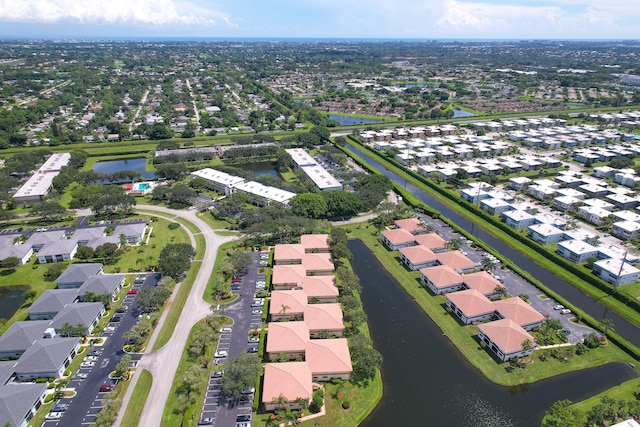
[114,206,236,427]
[129,88,150,132]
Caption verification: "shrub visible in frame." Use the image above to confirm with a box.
[342,400,351,409]
[44,394,54,403]
[168,222,181,230]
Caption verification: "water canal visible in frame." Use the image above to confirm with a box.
[347,143,640,348]
[92,158,157,180]
[0,286,27,320]
[349,239,637,427]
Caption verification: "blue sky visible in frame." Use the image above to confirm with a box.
[0,0,638,39]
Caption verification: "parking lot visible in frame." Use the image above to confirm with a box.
[42,273,158,426]
[198,251,266,427]
[420,214,595,343]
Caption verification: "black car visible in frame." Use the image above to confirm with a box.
[52,403,69,412]
[116,307,127,313]
[247,347,259,354]
[237,414,251,422]
[110,316,122,323]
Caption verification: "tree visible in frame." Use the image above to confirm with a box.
[156,163,187,181]
[30,201,67,221]
[330,228,348,247]
[157,243,195,280]
[289,193,328,218]
[331,242,352,262]
[147,122,173,140]
[75,245,94,261]
[220,352,261,401]
[322,191,364,218]
[349,340,383,385]
[600,318,615,339]
[0,256,20,270]
[521,338,534,363]
[44,263,67,280]
[541,399,582,427]
[57,322,86,337]
[114,354,132,379]
[230,251,253,272]
[481,254,496,271]
[167,183,197,207]
[446,237,463,251]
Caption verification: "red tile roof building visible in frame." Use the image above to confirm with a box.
[420,265,465,295]
[446,289,496,325]
[262,362,313,411]
[493,297,545,331]
[477,319,536,362]
[306,338,352,381]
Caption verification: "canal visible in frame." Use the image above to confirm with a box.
[347,143,640,348]
[349,239,637,427]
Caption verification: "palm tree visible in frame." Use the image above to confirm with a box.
[447,237,463,251]
[600,318,615,340]
[521,339,534,363]
[494,285,509,299]
[481,255,496,272]
[279,304,290,315]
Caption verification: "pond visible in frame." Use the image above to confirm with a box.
[348,239,637,427]
[232,162,280,178]
[0,286,28,320]
[92,158,157,181]
[453,108,477,118]
[328,115,386,125]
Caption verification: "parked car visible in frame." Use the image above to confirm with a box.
[73,372,89,380]
[247,347,259,354]
[248,337,260,343]
[45,412,63,420]
[81,361,95,367]
[560,308,572,315]
[110,316,122,323]
[214,350,228,358]
[198,418,214,425]
[220,327,232,333]
[255,280,266,286]
[237,414,252,422]
[52,403,69,412]
[127,289,138,295]
[252,310,262,315]
[251,301,264,307]
[85,356,98,362]
[553,304,565,310]
[211,370,224,378]
[231,278,242,283]
[105,326,116,332]
[241,387,255,395]
[99,384,115,392]
[116,307,127,313]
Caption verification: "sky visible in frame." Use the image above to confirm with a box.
[0,0,639,40]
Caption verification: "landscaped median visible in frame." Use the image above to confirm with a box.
[346,223,637,386]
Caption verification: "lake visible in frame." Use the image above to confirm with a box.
[92,158,157,180]
[348,239,637,427]
[0,286,28,320]
[233,162,280,178]
[328,115,386,125]
[453,108,477,118]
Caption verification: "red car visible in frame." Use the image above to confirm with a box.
[99,384,115,392]
[127,289,138,295]
[231,278,242,283]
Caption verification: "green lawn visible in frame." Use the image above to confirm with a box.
[347,224,636,386]
[121,369,153,427]
[161,317,230,426]
[153,261,201,350]
[203,241,240,305]
[570,377,640,414]
[196,211,230,230]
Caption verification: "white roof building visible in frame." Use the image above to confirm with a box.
[190,168,245,196]
[233,181,296,206]
[285,148,318,168]
[300,166,342,191]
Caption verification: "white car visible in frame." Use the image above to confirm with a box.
[81,361,95,367]
[553,304,565,310]
[255,281,266,286]
[220,327,232,334]
[45,412,63,420]
[560,308,572,315]
[214,350,228,358]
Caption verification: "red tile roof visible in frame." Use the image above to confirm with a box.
[413,233,447,250]
[274,244,305,262]
[381,228,416,245]
[420,265,463,288]
[493,297,545,327]
[477,318,535,354]
[301,253,334,272]
[272,265,307,286]
[446,289,495,317]
[300,234,330,251]
[262,362,313,405]
[266,322,309,354]
[303,304,344,331]
[436,251,476,270]
[399,245,437,265]
[269,290,308,315]
[306,338,352,375]
[301,276,338,300]
[462,271,505,295]
[394,217,426,234]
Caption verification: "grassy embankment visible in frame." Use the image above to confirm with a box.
[120,369,153,427]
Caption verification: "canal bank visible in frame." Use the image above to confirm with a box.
[344,142,640,350]
[348,238,637,427]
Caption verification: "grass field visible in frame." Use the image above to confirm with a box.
[347,223,636,386]
[121,369,153,427]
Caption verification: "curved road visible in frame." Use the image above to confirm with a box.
[115,205,236,427]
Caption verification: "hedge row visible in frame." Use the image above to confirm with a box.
[341,137,640,360]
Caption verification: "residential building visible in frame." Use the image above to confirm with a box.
[502,210,536,229]
[413,233,447,252]
[0,383,48,427]
[266,322,309,361]
[0,320,51,359]
[273,244,305,265]
[420,265,464,295]
[300,276,338,303]
[394,218,427,235]
[301,253,334,276]
[612,221,640,240]
[25,230,66,252]
[113,223,147,244]
[36,240,78,264]
[189,168,245,196]
[300,234,330,253]
[477,319,536,362]
[271,265,306,289]
[462,271,505,299]
[0,235,32,266]
[552,196,581,212]
[49,302,105,336]
[303,304,344,338]
[300,165,343,191]
[233,180,296,206]
[527,224,565,245]
[13,337,80,381]
[481,198,512,215]
[557,240,599,263]
[262,362,313,411]
[493,297,545,331]
[435,251,476,273]
[78,274,125,301]
[380,228,416,250]
[306,339,352,381]
[446,289,496,325]
[56,263,103,288]
[398,245,438,271]
[269,290,307,321]
[26,289,79,320]
[593,259,640,285]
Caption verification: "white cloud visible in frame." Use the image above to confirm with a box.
[0,0,224,25]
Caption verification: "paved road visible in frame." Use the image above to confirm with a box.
[114,206,236,427]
